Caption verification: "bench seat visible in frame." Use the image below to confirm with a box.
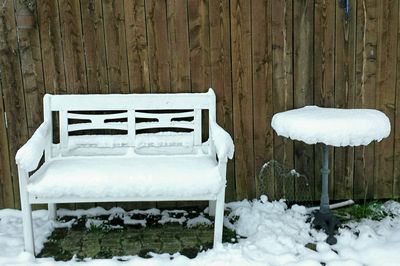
[28,156,223,200]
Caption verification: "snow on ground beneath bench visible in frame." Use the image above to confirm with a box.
[271,106,391,146]
[1,199,400,266]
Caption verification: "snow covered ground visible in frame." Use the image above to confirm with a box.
[1,198,400,266]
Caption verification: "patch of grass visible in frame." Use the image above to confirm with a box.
[334,201,387,221]
[88,222,112,233]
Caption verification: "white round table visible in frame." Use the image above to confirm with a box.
[271,106,390,244]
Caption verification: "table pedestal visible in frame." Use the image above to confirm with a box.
[312,144,341,245]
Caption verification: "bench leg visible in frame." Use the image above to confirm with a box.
[21,197,35,255]
[208,200,216,217]
[213,190,225,248]
[48,203,57,221]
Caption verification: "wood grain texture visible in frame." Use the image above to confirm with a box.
[167,0,191,93]
[0,79,12,208]
[293,0,315,201]
[395,0,400,199]
[313,0,335,201]
[334,0,356,200]
[125,0,150,93]
[59,0,87,94]
[15,0,45,135]
[0,0,29,209]
[271,0,294,200]
[81,0,109,93]
[374,0,397,199]
[103,0,129,93]
[37,0,67,93]
[188,0,210,93]
[252,0,273,199]
[145,0,170,93]
[209,0,234,201]
[231,0,255,199]
[354,0,377,200]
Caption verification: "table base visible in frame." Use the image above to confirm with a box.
[312,210,341,245]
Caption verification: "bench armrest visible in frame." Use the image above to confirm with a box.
[210,121,234,162]
[15,120,51,172]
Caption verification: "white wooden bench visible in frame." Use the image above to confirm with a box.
[15,89,234,255]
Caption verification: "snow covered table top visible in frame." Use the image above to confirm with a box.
[271,106,391,147]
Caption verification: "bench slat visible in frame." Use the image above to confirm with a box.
[135,121,194,130]
[68,122,128,132]
[67,112,128,120]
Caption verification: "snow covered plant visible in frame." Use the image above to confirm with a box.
[258,160,312,202]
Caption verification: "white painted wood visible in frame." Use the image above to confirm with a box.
[59,110,69,150]
[135,111,194,120]
[135,121,194,130]
[48,203,57,220]
[18,88,232,256]
[68,122,128,132]
[208,200,216,217]
[213,160,227,247]
[194,109,202,146]
[127,109,135,147]
[67,112,128,120]
[18,167,35,255]
[30,194,217,204]
[43,95,52,161]
[50,91,214,111]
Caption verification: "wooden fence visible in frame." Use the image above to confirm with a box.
[0,0,399,209]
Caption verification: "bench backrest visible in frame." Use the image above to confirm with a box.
[43,89,216,157]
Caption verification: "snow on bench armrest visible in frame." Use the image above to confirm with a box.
[16,120,51,172]
[210,121,234,161]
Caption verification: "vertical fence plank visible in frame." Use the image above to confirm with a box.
[314,0,335,201]
[334,0,356,200]
[252,0,273,199]
[103,0,129,93]
[188,0,210,92]
[81,0,109,93]
[271,0,294,200]
[395,0,400,199]
[354,0,377,200]
[167,0,191,93]
[15,0,45,135]
[293,0,315,200]
[145,0,170,93]
[125,0,149,93]
[37,0,67,93]
[0,81,12,208]
[0,0,29,209]
[231,0,254,199]
[210,0,235,201]
[374,0,397,199]
[59,0,87,93]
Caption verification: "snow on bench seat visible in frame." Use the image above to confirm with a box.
[271,106,391,147]
[27,156,223,199]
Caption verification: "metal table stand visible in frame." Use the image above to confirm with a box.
[312,144,341,245]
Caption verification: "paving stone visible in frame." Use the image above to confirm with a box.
[79,240,101,258]
[142,240,162,252]
[123,241,142,255]
[40,209,236,261]
[198,231,213,244]
[161,238,181,254]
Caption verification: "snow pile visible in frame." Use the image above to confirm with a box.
[15,120,51,171]
[210,122,234,160]
[186,214,212,228]
[1,199,400,265]
[27,156,223,198]
[271,106,391,146]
